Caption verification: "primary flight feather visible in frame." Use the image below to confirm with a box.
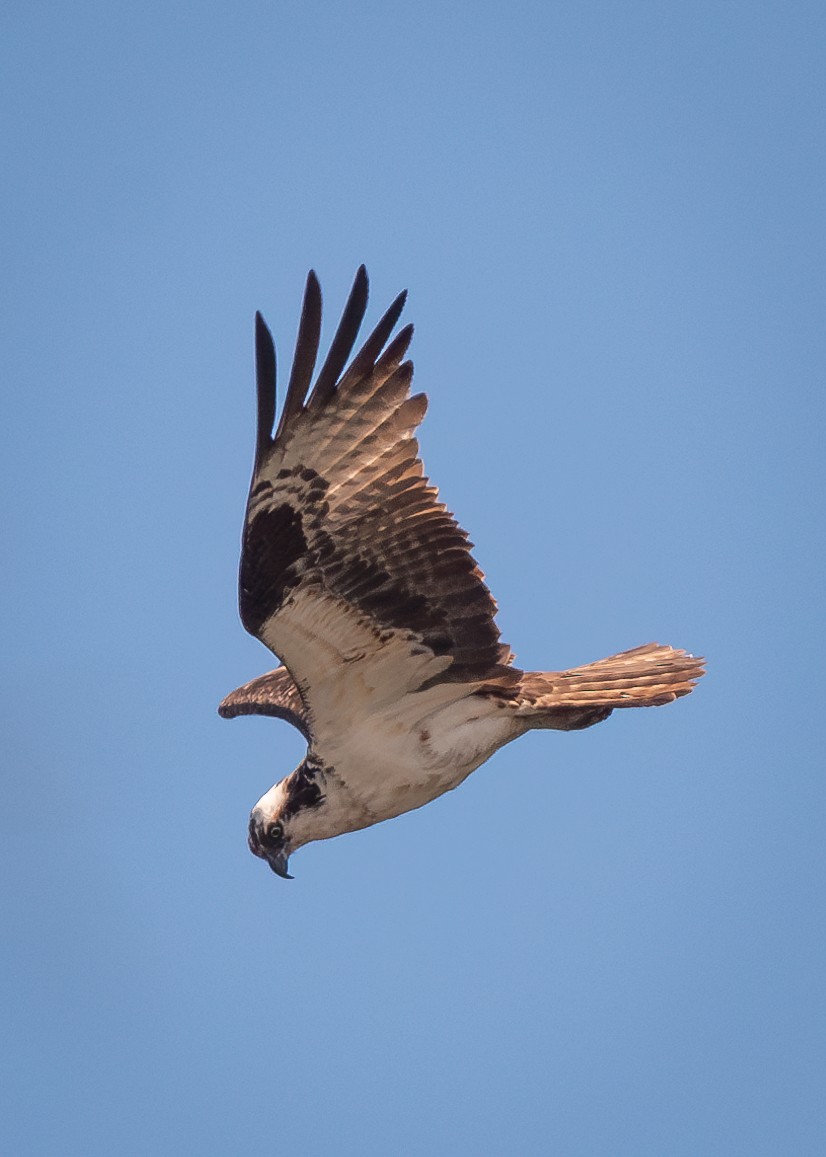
[220,268,704,878]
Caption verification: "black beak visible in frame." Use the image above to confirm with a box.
[266,850,293,880]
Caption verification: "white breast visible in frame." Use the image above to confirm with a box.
[263,587,524,827]
[324,690,523,824]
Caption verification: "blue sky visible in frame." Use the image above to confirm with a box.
[2,2,824,1153]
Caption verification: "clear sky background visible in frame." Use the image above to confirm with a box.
[2,2,824,1154]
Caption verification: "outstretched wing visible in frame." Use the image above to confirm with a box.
[236,267,513,739]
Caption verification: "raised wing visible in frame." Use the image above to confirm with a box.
[218,666,310,740]
[237,267,513,730]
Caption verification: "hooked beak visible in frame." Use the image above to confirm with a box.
[266,849,294,880]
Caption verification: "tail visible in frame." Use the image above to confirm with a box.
[509,643,705,731]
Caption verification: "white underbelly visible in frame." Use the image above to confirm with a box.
[326,693,522,822]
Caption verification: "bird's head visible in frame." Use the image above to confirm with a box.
[247,759,326,879]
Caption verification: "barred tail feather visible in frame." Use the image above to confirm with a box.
[510,643,705,731]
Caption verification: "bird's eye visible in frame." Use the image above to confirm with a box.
[267,822,284,844]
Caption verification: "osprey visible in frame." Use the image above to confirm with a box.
[220,268,704,879]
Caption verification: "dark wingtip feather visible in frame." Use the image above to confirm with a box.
[274,270,323,442]
[254,311,276,464]
[376,322,414,374]
[346,289,408,381]
[309,266,371,405]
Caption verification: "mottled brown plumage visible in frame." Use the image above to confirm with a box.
[238,266,511,690]
[218,666,310,739]
[222,268,705,879]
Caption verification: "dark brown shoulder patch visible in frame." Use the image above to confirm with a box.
[239,503,307,634]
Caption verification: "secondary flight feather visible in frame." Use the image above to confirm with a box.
[220,268,704,878]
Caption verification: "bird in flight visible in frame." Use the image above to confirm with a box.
[220,268,704,879]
